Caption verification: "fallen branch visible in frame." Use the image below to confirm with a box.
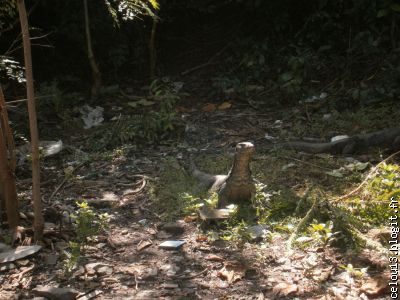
[336,149,400,201]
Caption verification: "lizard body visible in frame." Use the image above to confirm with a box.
[191,142,256,208]
[281,127,400,154]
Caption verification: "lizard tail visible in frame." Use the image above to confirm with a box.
[190,155,226,190]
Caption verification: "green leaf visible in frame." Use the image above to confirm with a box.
[326,170,344,178]
[127,99,155,108]
[311,223,325,231]
[377,8,389,18]
[137,99,156,106]
[391,4,400,12]
[280,72,293,82]
[127,101,138,108]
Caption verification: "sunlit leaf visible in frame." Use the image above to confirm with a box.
[202,103,217,112]
[148,0,159,10]
[218,101,232,110]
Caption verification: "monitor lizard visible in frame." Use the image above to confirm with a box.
[191,142,256,208]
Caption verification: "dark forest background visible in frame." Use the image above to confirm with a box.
[1,0,400,144]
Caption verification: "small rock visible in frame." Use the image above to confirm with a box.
[156,231,172,239]
[246,225,269,241]
[73,266,85,277]
[16,259,30,266]
[85,195,118,208]
[138,219,148,226]
[199,207,230,221]
[0,245,42,263]
[161,263,180,277]
[97,243,106,248]
[163,283,179,289]
[162,222,184,235]
[159,240,185,250]
[85,262,113,276]
[330,135,349,142]
[0,262,16,272]
[142,267,158,280]
[32,286,78,300]
[295,236,314,244]
[44,222,57,230]
[135,290,157,298]
[322,113,332,120]
[276,257,288,265]
[137,240,152,251]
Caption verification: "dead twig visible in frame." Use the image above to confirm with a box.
[121,177,147,196]
[125,174,155,182]
[174,268,208,280]
[77,289,103,300]
[181,43,231,76]
[14,263,35,282]
[48,161,87,202]
[5,95,55,106]
[336,150,400,201]
[134,273,139,290]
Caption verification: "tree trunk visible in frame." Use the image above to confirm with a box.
[0,86,19,229]
[17,0,44,241]
[83,0,101,100]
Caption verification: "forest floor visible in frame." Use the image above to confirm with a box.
[0,77,398,299]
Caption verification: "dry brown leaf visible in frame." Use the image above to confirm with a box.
[137,239,152,251]
[196,235,208,242]
[175,106,192,113]
[183,215,198,223]
[205,254,224,262]
[360,277,388,296]
[218,101,232,110]
[272,282,298,297]
[202,103,216,112]
[217,262,247,283]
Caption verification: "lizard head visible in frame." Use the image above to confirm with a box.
[236,142,255,156]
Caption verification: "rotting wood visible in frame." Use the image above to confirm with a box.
[0,83,19,230]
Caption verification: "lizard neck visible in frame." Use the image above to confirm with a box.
[228,153,252,180]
